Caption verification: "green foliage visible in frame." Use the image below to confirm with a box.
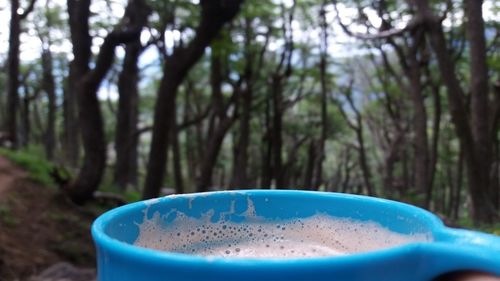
[456,217,500,236]
[326,102,349,138]
[0,146,56,187]
[98,167,143,203]
[212,30,238,58]
[241,1,278,20]
[32,2,67,44]
[148,0,199,33]
[123,190,142,202]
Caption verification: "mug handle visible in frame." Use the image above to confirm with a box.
[437,227,500,252]
[416,227,500,280]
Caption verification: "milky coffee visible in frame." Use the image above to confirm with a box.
[134,206,430,258]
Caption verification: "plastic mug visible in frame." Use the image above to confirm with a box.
[91,190,500,281]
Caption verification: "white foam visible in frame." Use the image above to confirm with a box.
[134,200,431,259]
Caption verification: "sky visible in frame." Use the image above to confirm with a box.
[0,0,498,101]
[0,0,403,60]
[1,0,498,58]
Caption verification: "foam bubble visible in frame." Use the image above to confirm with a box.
[134,200,431,259]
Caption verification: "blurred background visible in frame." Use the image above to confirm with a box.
[0,0,498,279]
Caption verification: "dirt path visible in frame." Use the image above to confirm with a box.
[0,156,27,198]
[0,155,96,281]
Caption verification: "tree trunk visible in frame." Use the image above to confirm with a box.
[415,0,497,223]
[282,136,307,188]
[425,77,442,208]
[268,1,295,189]
[313,1,329,190]
[355,123,375,196]
[143,0,244,199]
[196,117,234,192]
[230,18,253,189]
[303,139,315,189]
[71,76,107,203]
[66,0,101,202]
[196,48,236,192]
[114,38,141,190]
[41,49,57,160]
[465,0,495,221]
[5,0,37,145]
[387,28,429,205]
[383,153,396,197]
[408,54,429,206]
[184,85,197,191]
[141,60,176,199]
[171,111,184,194]
[492,137,500,211]
[230,85,251,189]
[271,75,284,188]
[65,0,93,167]
[260,4,294,189]
[31,93,45,141]
[402,147,410,196]
[63,78,80,166]
[6,0,21,148]
[20,90,30,146]
[338,84,375,196]
[68,0,150,203]
[185,127,196,191]
[341,149,353,193]
[260,98,273,188]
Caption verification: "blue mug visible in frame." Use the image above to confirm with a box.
[91,190,500,281]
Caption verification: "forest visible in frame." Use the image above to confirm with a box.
[1,0,499,230]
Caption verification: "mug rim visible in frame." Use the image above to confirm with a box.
[92,190,444,266]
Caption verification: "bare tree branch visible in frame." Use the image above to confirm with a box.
[331,84,358,132]
[332,1,422,40]
[19,0,37,20]
[135,104,212,138]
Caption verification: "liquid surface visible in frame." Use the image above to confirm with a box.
[134,205,431,259]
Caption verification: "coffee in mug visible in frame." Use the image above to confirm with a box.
[134,199,430,258]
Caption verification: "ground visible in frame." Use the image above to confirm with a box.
[0,156,97,281]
